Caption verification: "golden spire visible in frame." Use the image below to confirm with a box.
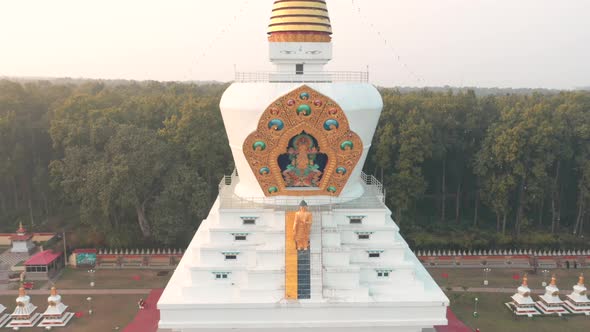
[50,286,57,297]
[579,273,585,286]
[551,275,557,286]
[268,0,332,42]
[17,221,26,234]
[522,274,528,287]
[18,287,25,297]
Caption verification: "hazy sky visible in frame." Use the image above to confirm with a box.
[1,0,589,89]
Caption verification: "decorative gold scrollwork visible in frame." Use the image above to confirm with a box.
[243,85,362,196]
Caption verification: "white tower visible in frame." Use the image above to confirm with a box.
[158,1,449,331]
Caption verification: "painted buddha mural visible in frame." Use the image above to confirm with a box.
[280,133,327,188]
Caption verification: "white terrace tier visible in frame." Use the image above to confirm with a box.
[158,172,448,330]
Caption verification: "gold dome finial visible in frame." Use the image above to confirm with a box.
[579,273,585,286]
[268,0,332,42]
[17,221,26,234]
[18,287,25,297]
[551,274,557,286]
[50,286,58,296]
[522,274,528,287]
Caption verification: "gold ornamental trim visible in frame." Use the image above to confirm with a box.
[243,85,363,197]
[270,17,330,26]
[272,1,328,11]
[268,32,331,43]
[269,0,332,36]
[268,24,332,34]
[271,8,329,18]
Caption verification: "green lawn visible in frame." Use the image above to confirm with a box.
[54,268,172,289]
[449,291,590,332]
[0,294,140,332]
[428,267,590,290]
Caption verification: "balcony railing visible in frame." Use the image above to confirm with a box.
[234,71,369,83]
[217,170,386,210]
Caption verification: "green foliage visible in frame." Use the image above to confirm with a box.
[369,89,590,249]
[1,79,590,250]
[1,80,231,247]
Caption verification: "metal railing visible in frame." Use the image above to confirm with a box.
[217,170,386,210]
[360,172,386,203]
[234,71,369,83]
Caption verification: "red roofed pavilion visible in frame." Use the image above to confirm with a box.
[25,250,64,280]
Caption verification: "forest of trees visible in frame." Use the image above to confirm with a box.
[1,79,589,250]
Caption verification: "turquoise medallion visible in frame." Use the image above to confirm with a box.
[268,119,285,131]
[297,104,312,116]
[340,141,354,150]
[324,119,339,131]
[253,141,267,151]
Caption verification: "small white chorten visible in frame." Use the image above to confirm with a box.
[564,274,590,315]
[6,286,41,329]
[38,286,74,327]
[505,275,540,317]
[536,275,568,316]
[9,222,35,254]
[0,303,9,328]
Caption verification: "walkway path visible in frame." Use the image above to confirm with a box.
[448,286,574,294]
[0,288,152,296]
[123,288,163,332]
[434,308,472,332]
[0,250,29,268]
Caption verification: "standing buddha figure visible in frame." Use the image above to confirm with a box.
[293,201,313,250]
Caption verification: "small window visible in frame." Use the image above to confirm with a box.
[215,272,230,280]
[225,254,237,260]
[296,64,304,75]
[243,219,256,225]
[369,252,380,258]
[377,271,390,278]
[232,233,248,241]
[350,218,363,225]
[358,234,370,240]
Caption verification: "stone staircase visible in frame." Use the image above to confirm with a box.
[309,209,323,300]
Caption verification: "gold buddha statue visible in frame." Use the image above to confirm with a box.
[293,200,312,251]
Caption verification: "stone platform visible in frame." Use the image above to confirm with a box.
[5,312,42,329]
[37,312,75,328]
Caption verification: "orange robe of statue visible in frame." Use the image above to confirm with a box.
[293,207,312,250]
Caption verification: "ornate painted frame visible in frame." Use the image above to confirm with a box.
[243,85,363,197]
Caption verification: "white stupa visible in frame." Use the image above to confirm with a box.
[10,222,35,254]
[0,303,9,328]
[535,275,568,316]
[38,286,74,328]
[564,274,590,315]
[6,286,41,329]
[506,275,540,317]
[158,1,449,331]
